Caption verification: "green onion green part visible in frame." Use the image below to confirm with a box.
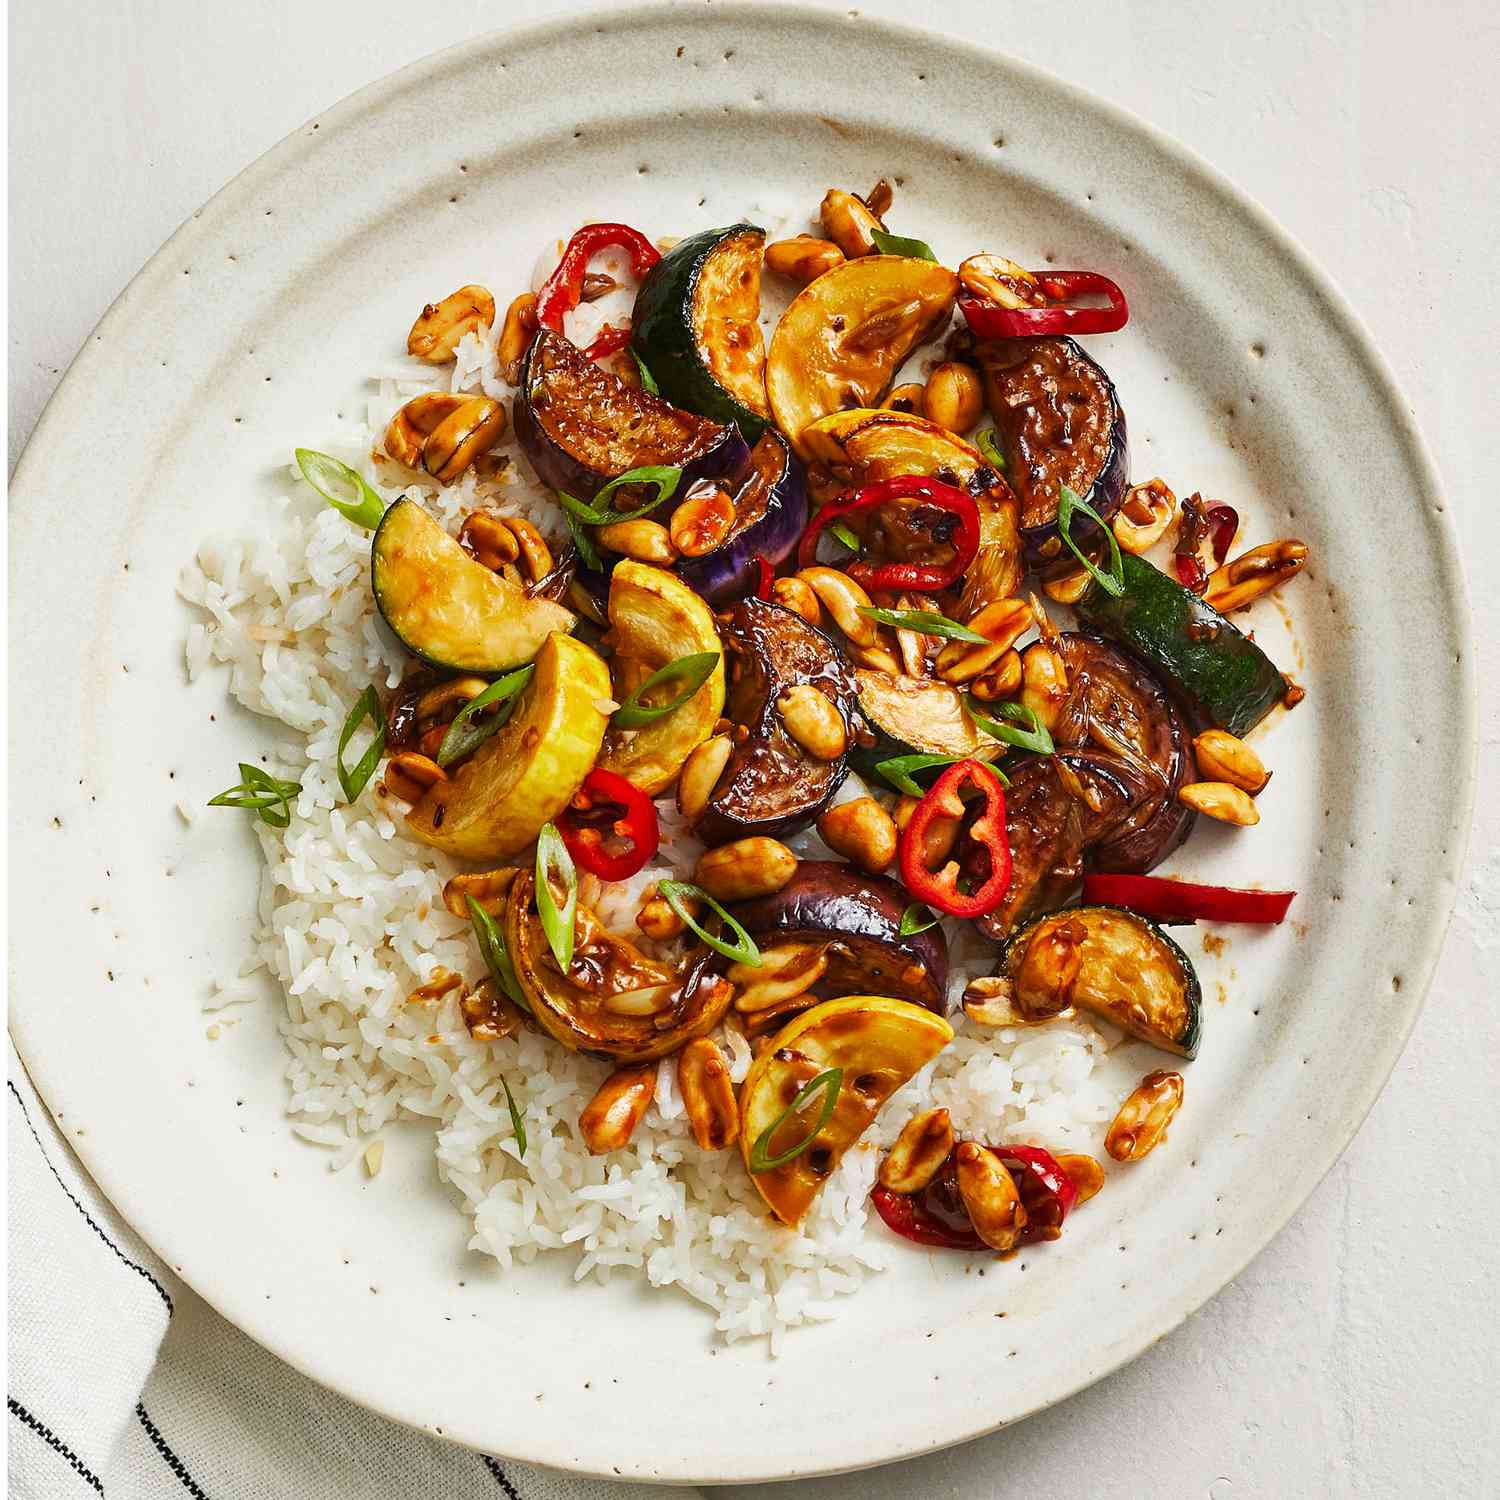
[436,665,534,768]
[336,687,387,803]
[870,228,940,263]
[465,895,528,1009]
[747,1067,845,1172]
[1057,482,1125,598]
[535,823,579,976]
[563,508,603,572]
[207,762,302,828]
[611,651,720,729]
[898,903,939,938]
[873,752,964,797]
[630,348,660,395]
[857,606,990,643]
[656,881,762,968]
[965,695,1056,756]
[975,429,1007,472]
[829,521,861,553]
[295,448,386,530]
[502,1078,527,1156]
[558,464,684,528]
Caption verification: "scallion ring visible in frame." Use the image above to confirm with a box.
[465,895,528,1009]
[1057,482,1125,597]
[747,1067,845,1172]
[656,880,761,968]
[611,651,720,729]
[557,464,683,528]
[294,448,386,530]
[502,1078,528,1156]
[436,665,534,768]
[336,686,386,802]
[870,228,940,263]
[966,695,1056,756]
[898,903,939,938]
[857,606,989,643]
[534,822,579,975]
[975,429,1007,472]
[207,762,302,828]
[630,349,660,395]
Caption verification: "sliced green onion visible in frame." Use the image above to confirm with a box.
[966,695,1056,756]
[656,880,761,967]
[611,651,720,729]
[870,229,939,263]
[829,520,861,553]
[295,448,386,530]
[563,508,603,572]
[975,429,1007,472]
[630,348,660,395]
[502,1078,527,1156]
[465,895,528,1009]
[558,464,683,528]
[534,823,579,975]
[1057,482,1125,598]
[436,666,533,768]
[873,752,963,797]
[336,687,386,802]
[899,903,939,937]
[747,1067,844,1172]
[208,762,302,828]
[857,606,989,643]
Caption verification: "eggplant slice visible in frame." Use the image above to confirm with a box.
[693,599,856,844]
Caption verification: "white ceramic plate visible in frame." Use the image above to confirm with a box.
[10,4,1476,1484]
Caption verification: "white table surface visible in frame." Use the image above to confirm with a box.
[10,0,1498,1495]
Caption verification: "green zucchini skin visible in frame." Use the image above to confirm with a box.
[1076,553,1285,737]
[1001,904,1202,1059]
[849,670,1000,780]
[631,224,769,441]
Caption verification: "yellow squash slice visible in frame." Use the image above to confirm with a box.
[406,632,610,859]
[740,995,954,1226]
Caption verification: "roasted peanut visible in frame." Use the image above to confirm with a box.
[1193,729,1270,795]
[883,381,926,415]
[459,978,525,1042]
[968,649,1023,703]
[383,392,469,467]
[600,984,675,1017]
[954,1141,1028,1251]
[1178,781,1260,826]
[424,397,507,485]
[770,574,822,626]
[677,1038,739,1151]
[1012,917,1085,1018]
[1056,1153,1105,1204]
[415,675,491,723]
[407,284,495,363]
[820,188,884,259]
[695,837,798,902]
[729,941,827,1014]
[383,752,446,803]
[958,253,1048,310]
[923,362,984,435]
[776,684,848,761]
[764,235,844,283]
[1105,1070,1184,1162]
[460,510,520,570]
[962,976,1032,1028]
[496,292,538,384]
[597,517,678,565]
[407,966,463,1006]
[795,567,877,646]
[893,607,928,677]
[935,596,1032,683]
[878,1107,954,1193]
[670,489,736,558]
[635,894,687,941]
[893,794,961,867]
[442,867,519,918]
[676,734,732,821]
[1020,640,1070,733]
[503,514,553,583]
[847,637,904,675]
[1112,478,1176,554]
[1042,567,1093,605]
[1204,539,1308,612]
[817,797,897,875]
[579,1065,657,1154]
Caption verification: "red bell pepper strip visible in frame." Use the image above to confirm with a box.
[958,271,1128,339]
[796,475,981,593]
[897,759,1011,919]
[996,1145,1077,1244]
[535,223,661,362]
[752,554,774,600]
[557,768,659,882]
[1081,873,1296,925]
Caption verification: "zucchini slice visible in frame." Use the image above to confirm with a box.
[371,497,572,672]
[631,224,770,439]
[852,670,1001,770]
[1076,553,1285,737]
[1001,904,1201,1058]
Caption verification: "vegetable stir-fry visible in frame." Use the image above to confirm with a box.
[212,178,1310,1252]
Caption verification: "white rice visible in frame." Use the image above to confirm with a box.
[179,265,1122,1347]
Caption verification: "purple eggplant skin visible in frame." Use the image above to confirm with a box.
[732,860,949,1015]
[514,329,748,500]
[694,600,855,846]
[675,431,809,603]
[975,335,1128,576]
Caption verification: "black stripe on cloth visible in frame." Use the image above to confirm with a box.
[8,1395,105,1493]
[482,1454,523,1498]
[136,1403,210,1499]
[7,1079,173,1312]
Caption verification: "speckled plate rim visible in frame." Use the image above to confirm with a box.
[9,2,1477,1483]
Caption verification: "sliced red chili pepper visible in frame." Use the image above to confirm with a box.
[535,223,662,362]
[797,475,980,593]
[871,1157,985,1251]
[958,270,1128,339]
[1206,503,1239,566]
[897,758,1011,919]
[1081,873,1295,925]
[752,554,774,600]
[1174,553,1207,592]
[996,1145,1077,1244]
[557,767,659,881]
